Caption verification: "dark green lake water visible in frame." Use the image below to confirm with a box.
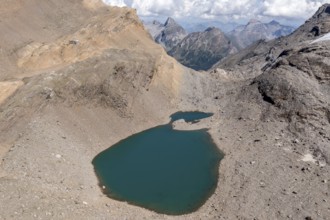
[92,112,224,215]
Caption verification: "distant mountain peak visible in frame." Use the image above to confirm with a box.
[269,20,280,25]
[205,27,217,32]
[229,20,295,49]
[169,27,236,70]
[145,17,187,51]
[164,17,178,27]
[247,19,261,25]
[152,20,162,25]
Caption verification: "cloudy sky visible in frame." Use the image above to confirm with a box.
[103,0,329,26]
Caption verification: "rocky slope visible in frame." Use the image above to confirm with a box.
[213,3,330,79]
[0,1,329,220]
[0,1,195,219]
[144,17,187,51]
[0,0,98,80]
[208,6,330,219]
[169,27,237,71]
[229,19,295,49]
[251,42,330,147]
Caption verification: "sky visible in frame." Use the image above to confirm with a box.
[102,0,330,27]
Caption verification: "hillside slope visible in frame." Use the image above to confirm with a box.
[169,27,237,71]
[0,1,203,219]
[0,1,329,220]
[213,3,330,79]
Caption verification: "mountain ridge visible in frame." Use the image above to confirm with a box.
[144,17,187,51]
[145,17,295,70]
[169,27,237,70]
[214,3,330,78]
[229,19,295,49]
[0,1,329,219]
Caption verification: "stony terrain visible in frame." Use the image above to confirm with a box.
[0,1,329,220]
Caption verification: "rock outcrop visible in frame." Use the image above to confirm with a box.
[144,17,187,51]
[217,3,330,168]
[248,42,330,162]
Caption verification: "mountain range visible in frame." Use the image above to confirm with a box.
[0,0,329,219]
[169,27,237,70]
[145,18,295,71]
[179,20,239,33]
[228,19,295,49]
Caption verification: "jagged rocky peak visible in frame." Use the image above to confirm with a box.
[214,3,330,79]
[164,17,178,27]
[228,19,295,49]
[313,3,330,18]
[291,3,330,39]
[247,19,262,25]
[152,20,162,25]
[169,26,237,71]
[312,4,330,33]
[269,20,280,25]
[307,3,330,22]
[203,27,226,38]
[205,26,219,32]
[151,17,187,51]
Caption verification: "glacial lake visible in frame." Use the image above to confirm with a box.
[92,112,223,215]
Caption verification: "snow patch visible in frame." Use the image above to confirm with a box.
[300,153,317,163]
[311,32,330,44]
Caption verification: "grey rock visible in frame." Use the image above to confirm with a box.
[144,17,187,51]
[229,19,295,50]
[169,27,237,70]
[213,3,330,80]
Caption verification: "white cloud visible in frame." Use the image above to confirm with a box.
[104,0,127,7]
[131,0,176,16]
[102,0,330,23]
[263,0,329,19]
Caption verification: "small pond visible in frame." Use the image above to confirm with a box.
[92,111,224,215]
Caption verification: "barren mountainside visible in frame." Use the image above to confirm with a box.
[0,1,198,218]
[144,17,187,51]
[0,1,329,220]
[229,20,295,49]
[169,27,237,71]
[146,18,294,71]
[213,4,330,79]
